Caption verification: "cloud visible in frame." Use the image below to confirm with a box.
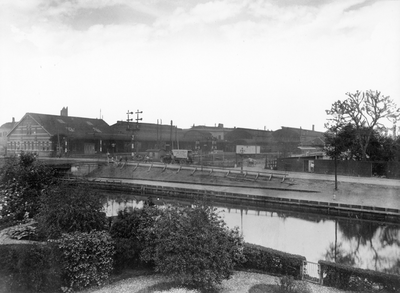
[0,0,399,130]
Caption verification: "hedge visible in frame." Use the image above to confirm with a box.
[240,243,305,279]
[319,260,400,292]
[0,243,62,293]
[57,230,115,291]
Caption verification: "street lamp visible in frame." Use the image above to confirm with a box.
[334,128,338,191]
[240,147,244,174]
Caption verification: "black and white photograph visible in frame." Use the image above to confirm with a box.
[0,0,399,292]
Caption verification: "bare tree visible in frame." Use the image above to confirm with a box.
[326,90,400,160]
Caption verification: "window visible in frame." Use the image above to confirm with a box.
[27,124,32,135]
[86,121,93,126]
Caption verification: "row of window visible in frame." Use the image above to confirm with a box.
[8,141,51,151]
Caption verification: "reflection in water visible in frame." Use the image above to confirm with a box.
[103,197,400,275]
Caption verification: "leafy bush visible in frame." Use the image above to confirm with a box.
[6,222,37,240]
[57,230,115,291]
[141,204,245,290]
[110,206,163,270]
[319,260,400,292]
[241,243,305,279]
[0,153,56,221]
[37,182,107,239]
[275,275,310,293]
[0,243,62,293]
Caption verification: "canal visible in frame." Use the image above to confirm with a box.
[103,193,400,275]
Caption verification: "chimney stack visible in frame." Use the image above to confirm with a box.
[312,125,315,131]
[60,107,68,117]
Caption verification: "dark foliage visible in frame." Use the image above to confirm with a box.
[36,182,107,239]
[0,153,57,221]
[324,124,400,162]
[57,230,115,291]
[0,243,62,293]
[140,204,245,290]
[240,243,305,279]
[110,206,163,270]
[319,260,400,292]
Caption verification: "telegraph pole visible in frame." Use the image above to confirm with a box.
[135,109,143,124]
[126,111,134,157]
[135,110,143,154]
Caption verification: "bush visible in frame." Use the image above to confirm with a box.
[319,260,400,292]
[37,183,107,239]
[57,230,115,291]
[275,275,310,293]
[110,206,163,270]
[0,153,56,221]
[0,243,62,293]
[141,204,245,290]
[240,243,305,279]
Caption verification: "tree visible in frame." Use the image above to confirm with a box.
[37,182,107,239]
[326,90,400,160]
[0,153,56,221]
[141,204,245,290]
[324,123,400,162]
[324,123,360,160]
[110,205,164,270]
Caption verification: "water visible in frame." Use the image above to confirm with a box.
[103,195,400,275]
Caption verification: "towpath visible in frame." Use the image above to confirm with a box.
[96,173,400,211]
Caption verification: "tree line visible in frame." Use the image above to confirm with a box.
[325,90,400,162]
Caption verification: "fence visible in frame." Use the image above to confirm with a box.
[302,260,322,284]
[276,158,400,179]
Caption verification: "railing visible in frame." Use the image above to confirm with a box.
[302,260,322,284]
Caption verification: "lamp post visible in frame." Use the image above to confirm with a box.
[240,147,244,174]
[334,128,338,191]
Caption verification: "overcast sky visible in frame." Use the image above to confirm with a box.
[1,0,399,131]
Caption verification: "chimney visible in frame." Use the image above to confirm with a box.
[312,125,315,131]
[60,107,68,117]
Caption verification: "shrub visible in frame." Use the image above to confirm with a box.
[0,153,56,221]
[275,275,310,293]
[6,221,37,240]
[37,182,107,239]
[0,243,62,293]
[241,243,305,279]
[57,230,115,291]
[141,204,245,290]
[110,206,163,270]
[319,260,400,292]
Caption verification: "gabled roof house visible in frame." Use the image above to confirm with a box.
[7,112,118,157]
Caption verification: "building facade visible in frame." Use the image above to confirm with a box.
[0,118,17,156]
[6,112,118,157]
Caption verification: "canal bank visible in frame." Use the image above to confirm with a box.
[85,162,400,222]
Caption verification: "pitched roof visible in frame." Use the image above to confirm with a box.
[14,113,116,139]
[0,121,17,129]
[110,121,185,141]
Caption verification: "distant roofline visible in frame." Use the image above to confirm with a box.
[27,112,104,121]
